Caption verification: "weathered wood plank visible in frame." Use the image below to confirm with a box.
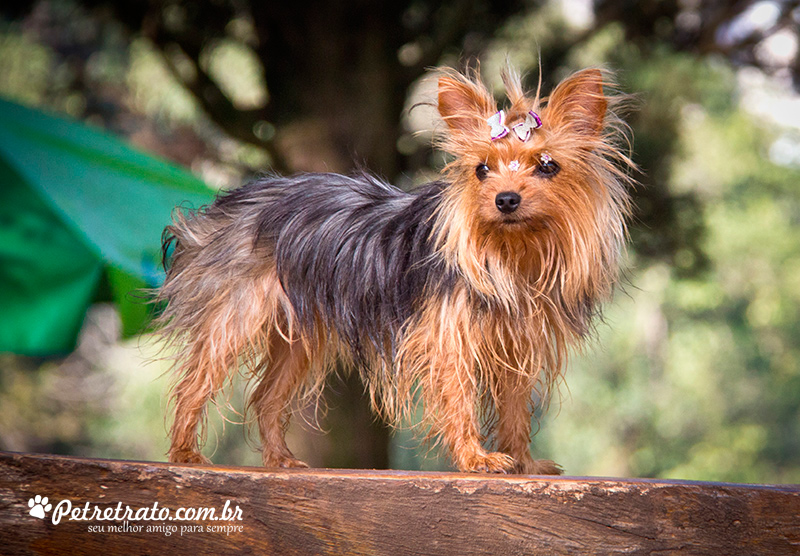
[0,451,798,555]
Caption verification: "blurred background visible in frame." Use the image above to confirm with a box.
[1,0,799,483]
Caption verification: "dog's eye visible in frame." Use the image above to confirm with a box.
[535,154,560,178]
[475,163,490,181]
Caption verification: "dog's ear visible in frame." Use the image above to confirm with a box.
[438,74,495,136]
[545,69,607,138]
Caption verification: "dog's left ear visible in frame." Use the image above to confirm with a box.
[438,74,495,136]
[545,69,607,138]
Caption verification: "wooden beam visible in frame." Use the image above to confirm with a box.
[1,452,798,555]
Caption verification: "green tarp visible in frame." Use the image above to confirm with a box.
[0,97,216,354]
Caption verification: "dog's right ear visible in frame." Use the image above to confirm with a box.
[545,69,608,139]
[438,74,496,137]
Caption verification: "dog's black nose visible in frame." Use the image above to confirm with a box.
[495,192,521,214]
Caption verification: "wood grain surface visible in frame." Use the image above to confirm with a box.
[1,452,798,555]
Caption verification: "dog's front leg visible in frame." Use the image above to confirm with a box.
[429,358,515,474]
[494,369,563,475]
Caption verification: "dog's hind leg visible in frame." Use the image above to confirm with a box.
[167,312,243,464]
[165,269,279,465]
[248,335,313,468]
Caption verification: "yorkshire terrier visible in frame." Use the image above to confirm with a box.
[156,66,632,474]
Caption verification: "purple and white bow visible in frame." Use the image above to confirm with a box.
[487,110,509,140]
[488,110,542,142]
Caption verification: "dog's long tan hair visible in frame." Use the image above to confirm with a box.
[392,68,633,436]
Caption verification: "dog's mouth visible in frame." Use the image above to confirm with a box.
[499,217,524,228]
[498,214,548,232]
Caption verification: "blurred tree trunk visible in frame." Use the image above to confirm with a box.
[251,3,408,176]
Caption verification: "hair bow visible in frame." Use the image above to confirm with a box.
[487,110,542,142]
[487,110,509,141]
[512,111,542,141]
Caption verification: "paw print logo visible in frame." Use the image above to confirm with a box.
[28,495,52,519]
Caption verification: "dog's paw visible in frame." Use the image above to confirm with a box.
[522,459,563,476]
[459,451,516,474]
[169,449,212,465]
[263,453,310,469]
[278,457,310,469]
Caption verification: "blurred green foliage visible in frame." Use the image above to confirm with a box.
[1,0,799,483]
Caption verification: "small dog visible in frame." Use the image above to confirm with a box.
[156,66,632,474]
